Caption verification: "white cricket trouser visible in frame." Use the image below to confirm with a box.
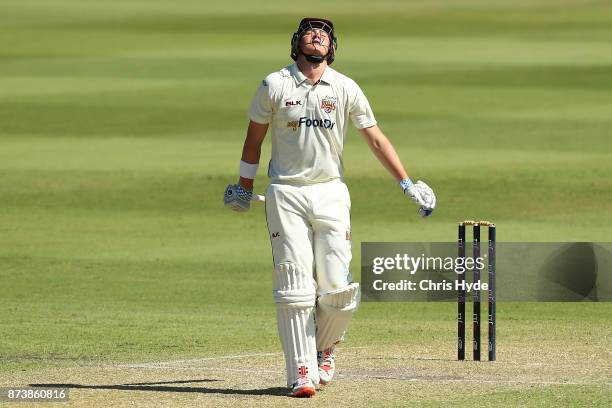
[265,179,353,386]
[266,179,353,292]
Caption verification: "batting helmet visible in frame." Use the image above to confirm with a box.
[290,18,337,65]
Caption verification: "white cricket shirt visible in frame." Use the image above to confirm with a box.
[249,63,376,185]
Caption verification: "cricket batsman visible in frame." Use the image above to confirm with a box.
[224,17,436,397]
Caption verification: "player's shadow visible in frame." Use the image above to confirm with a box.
[30,380,288,397]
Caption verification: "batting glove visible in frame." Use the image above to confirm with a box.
[400,178,436,217]
[224,183,253,212]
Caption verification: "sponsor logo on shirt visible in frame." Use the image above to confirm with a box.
[321,97,337,113]
[287,117,336,131]
[285,100,302,107]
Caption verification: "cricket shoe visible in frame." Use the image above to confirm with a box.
[317,347,336,385]
[288,377,316,398]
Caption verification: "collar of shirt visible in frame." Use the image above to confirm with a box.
[290,63,334,86]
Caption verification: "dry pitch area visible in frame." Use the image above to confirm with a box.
[3,341,610,407]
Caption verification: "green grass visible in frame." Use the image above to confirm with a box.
[1,0,611,405]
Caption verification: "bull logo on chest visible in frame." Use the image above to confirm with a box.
[320,97,336,114]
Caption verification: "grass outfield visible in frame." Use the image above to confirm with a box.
[1,0,611,406]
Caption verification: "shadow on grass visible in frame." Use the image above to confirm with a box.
[30,380,288,397]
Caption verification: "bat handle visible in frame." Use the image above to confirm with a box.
[251,194,266,203]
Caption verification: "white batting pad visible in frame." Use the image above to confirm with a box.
[273,262,319,386]
[315,282,360,351]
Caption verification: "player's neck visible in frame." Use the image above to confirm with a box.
[296,57,327,85]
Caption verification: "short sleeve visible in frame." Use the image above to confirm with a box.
[349,83,377,129]
[248,79,273,124]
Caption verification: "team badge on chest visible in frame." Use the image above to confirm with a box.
[320,96,337,113]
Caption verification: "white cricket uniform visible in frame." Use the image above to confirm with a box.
[250,63,376,185]
[248,62,376,387]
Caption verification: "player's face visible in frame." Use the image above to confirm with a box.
[300,28,331,56]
